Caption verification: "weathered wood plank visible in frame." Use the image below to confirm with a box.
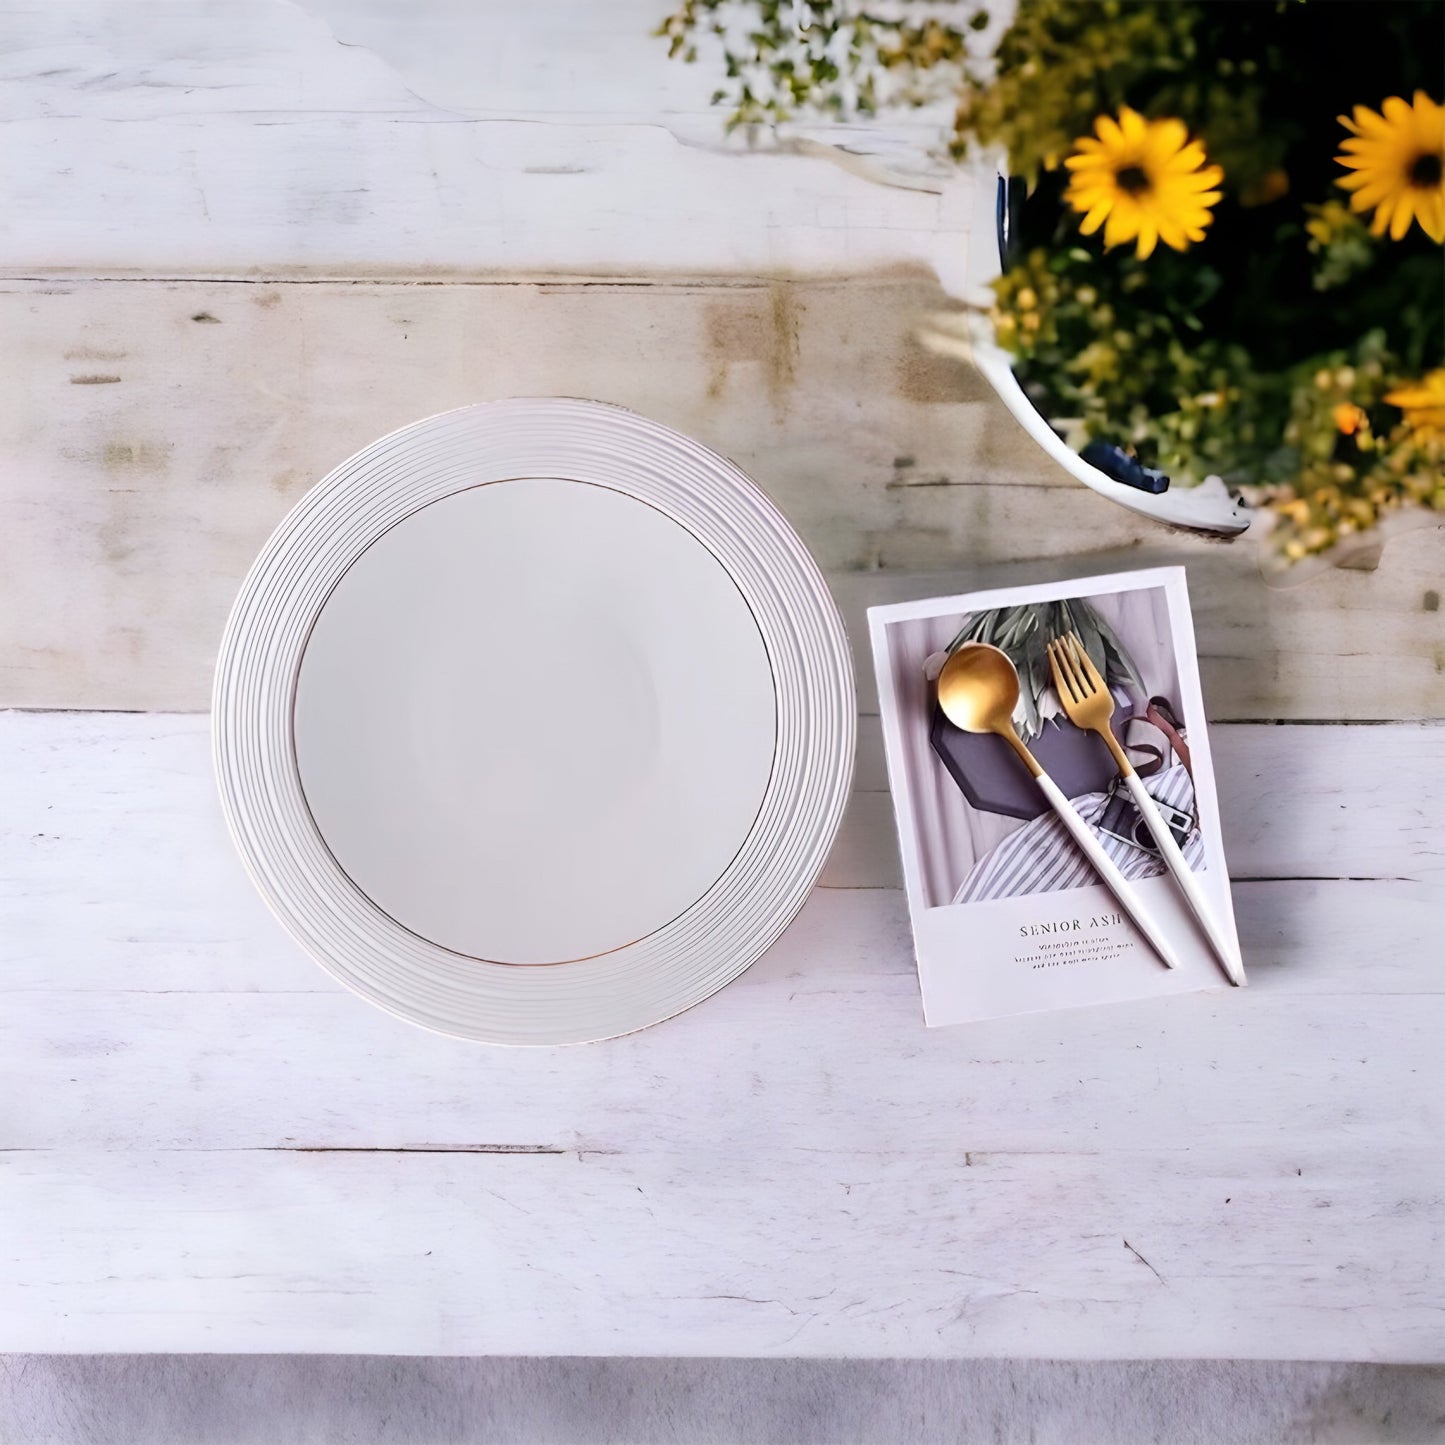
[6,908,1444,1149]
[4,1138,1441,1359]
[2,279,1442,717]
[0,0,973,278]
[0,273,1033,709]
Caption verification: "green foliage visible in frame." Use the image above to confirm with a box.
[1256,353,1445,561]
[951,0,1203,182]
[655,1,975,132]
[989,245,1275,485]
[1305,201,1375,293]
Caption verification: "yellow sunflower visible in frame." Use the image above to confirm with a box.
[1064,107,1224,259]
[1385,369,1445,439]
[1336,91,1445,244]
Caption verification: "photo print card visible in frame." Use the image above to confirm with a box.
[869,566,1243,1026]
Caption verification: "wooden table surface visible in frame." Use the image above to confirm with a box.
[3,0,1443,1362]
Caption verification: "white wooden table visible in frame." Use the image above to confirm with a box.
[3,0,1444,1364]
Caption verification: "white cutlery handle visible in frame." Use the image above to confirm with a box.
[1034,772,1183,972]
[1124,772,1246,987]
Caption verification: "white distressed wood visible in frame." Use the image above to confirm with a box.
[5,0,1445,1371]
[5,1141,1442,1359]
[295,0,991,148]
[0,0,977,279]
[3,712,1444,1358]
[6,891,1445,1151]
[3,278,1444,716]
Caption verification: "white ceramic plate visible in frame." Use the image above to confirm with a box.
[214,399,855,1044]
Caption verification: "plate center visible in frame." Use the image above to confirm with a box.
[293,477,777,965]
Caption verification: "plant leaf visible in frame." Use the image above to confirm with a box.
[1086,604,1146,694]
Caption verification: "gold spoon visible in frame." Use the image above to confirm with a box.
[937,643,1183,972]
[936,642,1043,779]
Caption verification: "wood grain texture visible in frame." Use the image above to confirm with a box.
[3,278,1443,716]
[4,712,1443,1358]
[0,0,975,278]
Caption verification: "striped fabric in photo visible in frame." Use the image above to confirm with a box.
[954,765,1203,904]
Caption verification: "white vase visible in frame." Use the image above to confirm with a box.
[925,169,1252,538]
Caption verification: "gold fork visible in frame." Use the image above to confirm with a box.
[1047,631,1244,987]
